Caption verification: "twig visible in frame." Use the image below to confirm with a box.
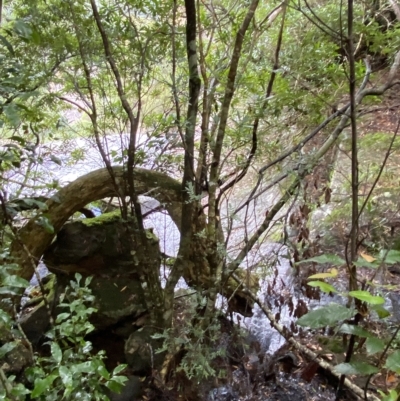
[232,273,380,401]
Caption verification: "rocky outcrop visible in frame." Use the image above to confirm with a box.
[20,212,160,362]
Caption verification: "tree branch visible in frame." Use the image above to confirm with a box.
[208,0,259,238]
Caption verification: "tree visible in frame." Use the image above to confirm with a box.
[2,0,400,395]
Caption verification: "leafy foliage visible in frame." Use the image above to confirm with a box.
[0,274,127,400]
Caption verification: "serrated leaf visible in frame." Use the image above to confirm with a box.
[349,291,385,305]
[307,281,337,293]
[334,362,379,376]
[338,324,372,338]
[385,350,400,373]
[297,254,345,265]
[297,304,356,328]
[366,337,385,355]
[51,342,62,364]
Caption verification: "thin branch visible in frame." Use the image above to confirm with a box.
[57,96,91,116]
[68,1,122,212]
[171,0,184,145]
[208,0,259,237]
[226,50,399,276]
[217,2,287,202]
[291,0,343,42]
[89,0,142,225]
[232,275,380,401]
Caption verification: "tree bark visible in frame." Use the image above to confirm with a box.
[9,166,257,315]
[10,167,182,282]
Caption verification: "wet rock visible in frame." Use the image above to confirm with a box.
[207,385,237,401]
[18,274,60,344]
[124,327,164,374]
[1,341,32,373]
[42,213,160,331]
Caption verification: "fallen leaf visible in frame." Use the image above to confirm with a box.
[360,252,376,263]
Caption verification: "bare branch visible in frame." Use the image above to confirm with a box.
[208,0,259,236]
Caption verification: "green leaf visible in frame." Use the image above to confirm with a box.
[378,389,399,401]
[0,34,15,55]
[0,287,24,295]
[105,379,125,393]
[74,273,82,284]
[55,312,70,323]
[10,382,30,397]
[112,364,127,375]
[297,254,345,265]
[371,304,391,319]
[9,135,26,145]
[85,276,93,287]
[353,260,379,269]
[97,364,110,380]
[3,103,21,127]
[334,362,379,376]
[110,375,128,385]
[2,275,30,288]
[35,216,54,234]
[58,366,72,387]
[349,291,385,305]
[379,250,400,265]
[338,324,372,338]
[385,350,400,373]
[21,198,48,210]
[366,337,385,355]
[307,281,337,293]
[72,361,96,374]
[0,342,17,358]
[13,20,33,39]
[51,342,62,364]
[31,374,57,398]
[297,304,356,328]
